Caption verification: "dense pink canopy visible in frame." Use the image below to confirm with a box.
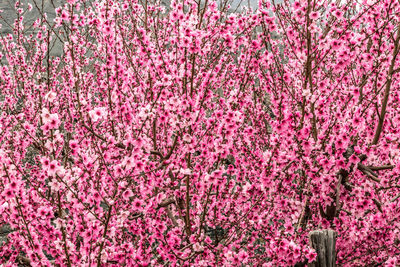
[0,0,400,265]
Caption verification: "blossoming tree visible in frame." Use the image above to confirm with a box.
[0,0,400,265]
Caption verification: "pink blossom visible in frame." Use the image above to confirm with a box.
[45,91,57,102]
[89,107,106,122]
[310,11,320,20]
[47,160,59,176]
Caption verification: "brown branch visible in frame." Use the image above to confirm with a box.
[391,193,400,202]
[185,184,192,234]
[296,196,309,233]
[197,186,212,238]
[115,143,127,149]
[82,123,135,152]
[372,23,400,145]
[157,197,176,208]
[335,175,343,217]
[373,198,383,212]
[96,205,113,267]
[82,123,106,142]
[367,165,395,171]
[58,192,72,267]
[152,117,158,151]
[166,206,178,227]
[164,135,178,160]
[150,150,164,159]
[357,163,381,183]
[17,255,31,266]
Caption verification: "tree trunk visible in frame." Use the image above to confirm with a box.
[308,229,337,267]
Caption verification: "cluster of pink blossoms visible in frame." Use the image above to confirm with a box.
[0,0,400,266]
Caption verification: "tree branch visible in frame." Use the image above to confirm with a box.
[367,165,394,171]
[372,23,400,145]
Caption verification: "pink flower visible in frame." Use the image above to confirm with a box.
[349,154,359,164]
[69,140,78,150]
[122,189,133,200]
[331,40,341,49]
[133,199,142,210]
[40,157,50,168]
[4,189,14,200]
[334,9,343,19]
[61,10,69,21]
[48,180,61,191]
[183,134,192,143]
[335,139,346,150]
[293,1,301,9]
[89,107,106,122]
[47,160,59,176]
[310,12,320,20]
[180,168,192,175]
[45,91,57,102]
[193,242,203,252]
[353,116,362,126]
[48,114,60,129]
[306,249,317,262]
[41,108,51,123]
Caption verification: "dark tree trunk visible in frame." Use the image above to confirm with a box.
[308,229,337,267]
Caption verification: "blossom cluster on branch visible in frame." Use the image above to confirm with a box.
[0,0,400,266]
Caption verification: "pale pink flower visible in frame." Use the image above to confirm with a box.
[45,91,57,102]
[89,107,106,122]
